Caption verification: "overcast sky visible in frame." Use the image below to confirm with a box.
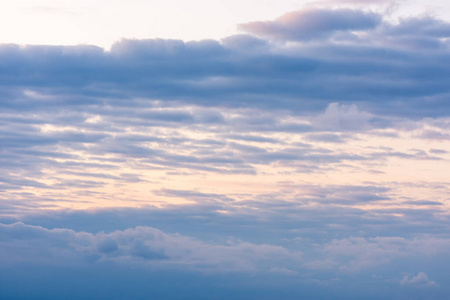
[1,1,450,299]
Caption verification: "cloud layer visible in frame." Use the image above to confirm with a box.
[2,3,450,300]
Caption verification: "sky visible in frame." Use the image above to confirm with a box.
[1,0,450,299]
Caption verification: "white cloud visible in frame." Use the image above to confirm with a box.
[312,102,374,131]
[400,272,438,287]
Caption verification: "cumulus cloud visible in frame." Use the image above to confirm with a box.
[400,272,438,287]
[312,102,374,131]
[0,222,301,272]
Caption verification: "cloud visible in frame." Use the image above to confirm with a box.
[400,272,438,287]
[269,267,299,275]
[304,132,348,143]
[0,222,302,272]
[238,8,381,41]
[387,16,450,38]
[2,193,450,299]
[311,102,375,131]
[2,6,450,299]
[1,10,449,118]
[416,129,450,140]
[221,34,268,51]
[324,236,450,272]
